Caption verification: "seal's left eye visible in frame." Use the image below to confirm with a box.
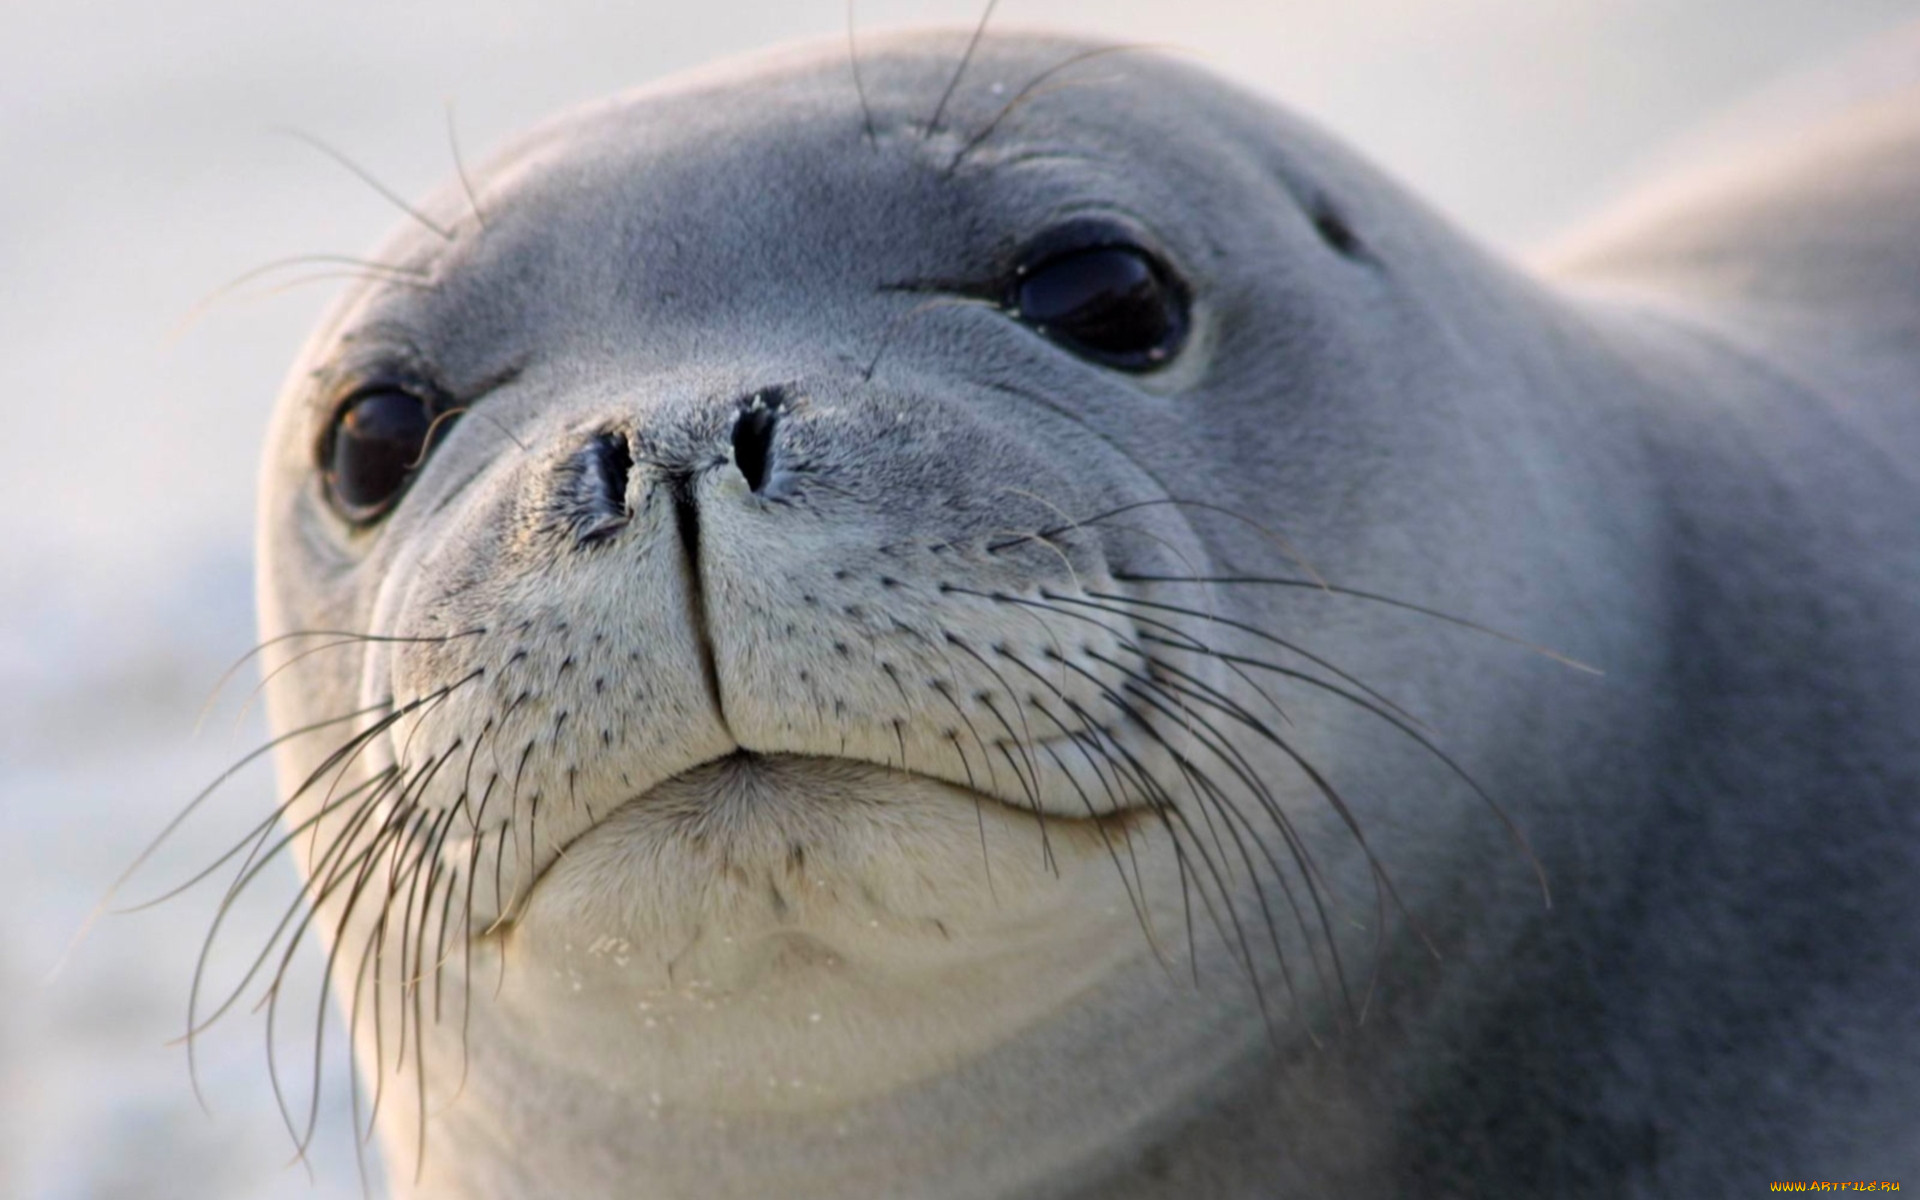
[1012,245,1187,371]
[323,387,434,522]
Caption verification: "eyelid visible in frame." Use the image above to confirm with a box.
[1013,215,1163,277]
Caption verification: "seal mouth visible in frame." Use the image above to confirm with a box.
[589,742,1146,835]
[515,741,1153,911]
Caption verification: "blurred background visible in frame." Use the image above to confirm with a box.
[2,1,1911,1195]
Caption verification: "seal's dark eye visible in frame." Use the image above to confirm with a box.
[323,387,434,521]
[1012,245,1187,371]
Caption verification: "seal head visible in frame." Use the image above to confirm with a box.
[249,29,1920,1196]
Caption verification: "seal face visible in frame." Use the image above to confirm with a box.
[234,28,1920,1198]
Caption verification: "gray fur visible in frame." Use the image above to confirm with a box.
[250,30,1920,1197]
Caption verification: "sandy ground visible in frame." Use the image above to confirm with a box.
[2,1,1912,1195]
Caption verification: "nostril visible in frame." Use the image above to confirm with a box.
[596,431,633,504]
[561,430,633,545]
[731,390,782,494]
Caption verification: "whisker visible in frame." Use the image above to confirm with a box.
[1064,590,1422,728]
[285,785,437,1161]
[407,405,529,470]
[845,0,878,147]
[947,44,1178,172]
[179,671,477,1116]
[1055,692,1240,988]
[924,0,1001,137]
[1053,655,1292,1027]
[1142,633,1551,907]
[195,628,476,738]
[989,496,1326,587]
[444,99,487,230]
[171,255,434,341]
[1114,573,1599,673]
[361,803,444,1144]
[209,788,406,1129]
[944,636,1054,864]
[81,700,390,938]
[1012,679,1169,969]
[968,584,1294,733]
[858,295,985,382]
[1034,733,1160,956]
[1101,660,1343,1023]
[273,127,454,242]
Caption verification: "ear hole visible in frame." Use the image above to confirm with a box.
[1311,202,1364,260]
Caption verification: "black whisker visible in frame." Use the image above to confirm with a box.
[924,0,1001,137]
[288,779,432,1161]
[1012,682,1169,969]
[947,44,1173,173]
[1065,590,1421,728]
[944,635,1055,871]
[1053,656,1286,1028]
[1114,573,1599,673]
[1141,633,1551,907]
[101,699,393,919]
[262,799,425,1155]
[845,0,878,147]
[1104,663,1338,1024]
[1055,692,1238,988]
[987,496,1325,586]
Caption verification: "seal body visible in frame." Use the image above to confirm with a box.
[250,31,1920,1197]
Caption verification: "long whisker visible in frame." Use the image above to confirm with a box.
[444,99,487,230]
[1094,655,1346,1023]
[947,44,1178,172]
[194,628,478,737]
[188,766,405,1032]
[273,127,453,242]
[1054,692,1240,988]
[924,0,1001,137]
[1053,654,1294,1028]
[61,700,391,988]
[1143,632,1551,906]
[1010,676,1175,973]
[1033,594,1432,951]
[189,774,401,1113]
[280,789,439,1161]
[1065,590,1421,727]
[1114,573,1599,673]
[171,255,434,341]
[990,496,1326,587]
[295,782,441,1159]
[846,0,878,147]
[181,671,479,1111]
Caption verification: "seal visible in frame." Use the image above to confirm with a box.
[230,28,1920,1197]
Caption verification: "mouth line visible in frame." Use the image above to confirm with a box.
[627,746,1150,826]
[491,744,1155,922]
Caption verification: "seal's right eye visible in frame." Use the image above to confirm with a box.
[1010,243,1188,372]
[323,387,434,522]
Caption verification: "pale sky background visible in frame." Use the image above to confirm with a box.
[2,1,1913,1195]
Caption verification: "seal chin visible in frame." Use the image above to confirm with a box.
[495,747,1173,1107]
